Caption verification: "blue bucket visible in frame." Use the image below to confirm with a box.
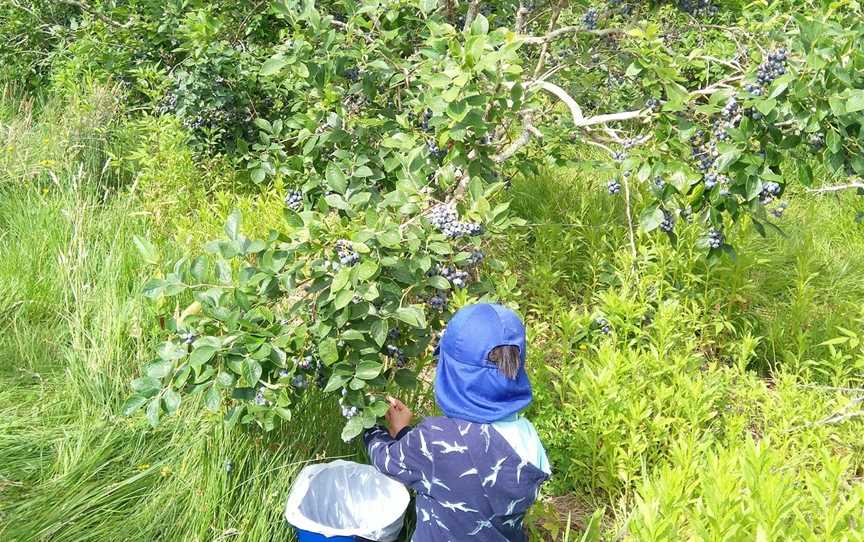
[295,529,355,542]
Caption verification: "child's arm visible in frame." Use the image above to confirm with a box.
[363,398,427,490]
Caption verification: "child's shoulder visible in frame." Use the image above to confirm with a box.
[416,416,484,434]
[416,416,457,432]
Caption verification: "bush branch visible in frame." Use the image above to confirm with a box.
[463,0,482,32]
[58,0,131,28]
[806,181,864,194]
[522,26,624,45]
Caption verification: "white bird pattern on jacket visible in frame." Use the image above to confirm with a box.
[481,457,507,488]
[440,501,479,513]
[433,440,469,454]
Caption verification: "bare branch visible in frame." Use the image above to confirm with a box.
[463,0,482,32]
[785,397,864,433]
[532,0,564,79]
[522,26,624,45]
[492,113,537,163]
[515,4,530,34]
[689,75,745,97]
[806,182,864,194]
[532,81,584,124]
[58,0,130,28]
[577,109,644,127]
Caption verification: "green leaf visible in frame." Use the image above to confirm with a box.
[121,394,148,416]
[846,90,864,113]
[354,165,374,178]
[798,163,813,187]
[145,360,173,379]
[755,98,777,116]
[323,373,350,393]
[133,235,158,265]
[395,306,427,329]
[146,397,161,427]
[250,168,266,184]
[427,276,451,290]
[341,416,364,442]
[216,371,236,388]
[189,346,217,367]
[355,361,382,380]
[326,163,348,194]
[639,205,664,233]
[260,55,288,76]
[318,338,339,365]
[333,289,354,310]
[162,389,181,414]
[331,267,352,292]
[370,319,388,347]
[205,385,222,412]
[274,407,292,421]
[225,210,242,241]
[470,14,489,35]
[356,260,379,281]
[369,401,390,417]
[132,376,161,396]
[394,369,417,389]
[242,358,262,386]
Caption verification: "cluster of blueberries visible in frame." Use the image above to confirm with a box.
[607,178,622,195]
[596,317,612,335]
[677,0,719,17]
[745,49,788,96]
[428,204,484,239]
[468,250,485,266]
[428,294,448,311]
[654,176,666,190]
[297,355,315,370]
[583,7,600,29]
[704,171,729,190]
[335,239,360,266]
[344,67,361,82]
[690,131,719,172]
[645,97,662,112]
[385,344,408,368]
[707,229,724,249]
[436,265,470,289]
[420,109,433,133]
[760,181,783,204]
[179,331,197,345]
[714,98,743,142]
[427,139,447,161]
[809,133,824,151]
[284,190,303,211]
[659,211,676,233]
[341,389,360,419]
[254,387,270,407]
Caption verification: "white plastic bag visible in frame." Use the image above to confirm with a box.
[284,460,410,542]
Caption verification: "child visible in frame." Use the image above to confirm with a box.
[364,303,551,541]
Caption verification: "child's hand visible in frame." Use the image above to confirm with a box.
[385,396,412,438]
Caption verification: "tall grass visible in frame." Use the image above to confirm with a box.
[0,88,354,542]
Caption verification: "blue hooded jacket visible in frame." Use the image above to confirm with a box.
[364,304,548,541]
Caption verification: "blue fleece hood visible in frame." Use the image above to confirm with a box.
[434,303,533,423]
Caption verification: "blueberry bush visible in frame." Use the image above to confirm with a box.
[9,0,861,437]
[99,1,864,439]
